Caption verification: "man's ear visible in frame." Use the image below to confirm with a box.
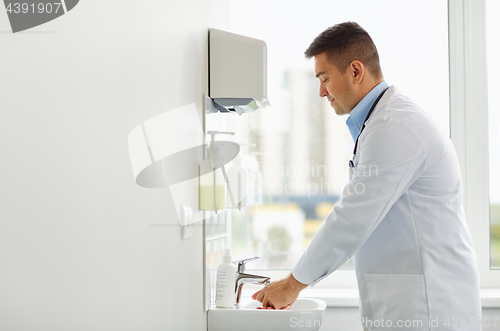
[350,60,364,83]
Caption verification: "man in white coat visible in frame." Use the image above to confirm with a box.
[252,22,482,330]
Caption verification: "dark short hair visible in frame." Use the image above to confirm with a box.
[305,22,382,78]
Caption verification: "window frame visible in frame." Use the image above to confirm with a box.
[449,0,500,288]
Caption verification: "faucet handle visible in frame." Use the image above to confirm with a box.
[232,256,260,273]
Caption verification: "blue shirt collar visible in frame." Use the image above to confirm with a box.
[346,81,389,142]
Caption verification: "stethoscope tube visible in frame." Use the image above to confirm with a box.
[349,87,390,168]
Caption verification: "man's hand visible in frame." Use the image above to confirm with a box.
[252,273,309,309]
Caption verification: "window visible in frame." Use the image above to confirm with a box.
[225,0,449,287]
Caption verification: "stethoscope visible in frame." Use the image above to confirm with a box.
[349,87,390,168]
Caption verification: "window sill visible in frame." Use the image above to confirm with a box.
[241,288,500,308]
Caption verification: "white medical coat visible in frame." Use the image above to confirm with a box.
[291,86,482,330]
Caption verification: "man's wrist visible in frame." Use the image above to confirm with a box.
[286,273,309,293]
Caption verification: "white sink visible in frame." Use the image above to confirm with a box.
[208,298,326,331]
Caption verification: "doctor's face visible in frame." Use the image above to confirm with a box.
[314,52,357,116]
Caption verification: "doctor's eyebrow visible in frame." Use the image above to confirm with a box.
[315,71,325,78]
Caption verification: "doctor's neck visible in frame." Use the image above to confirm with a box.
[360,76,384,95]
[346,73,384,114]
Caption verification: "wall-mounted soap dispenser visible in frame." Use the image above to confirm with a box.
[199,131,240,212]
[227,154,248,210]
[208,28,270,115]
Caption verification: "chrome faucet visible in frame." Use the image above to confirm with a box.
[233,257,270,305]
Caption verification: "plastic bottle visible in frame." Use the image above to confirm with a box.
[215,249,236,308]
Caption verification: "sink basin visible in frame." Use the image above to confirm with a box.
[208,298,326,331]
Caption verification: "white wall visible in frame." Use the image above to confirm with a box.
[0,1,228,330]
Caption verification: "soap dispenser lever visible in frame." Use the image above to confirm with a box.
[206,131,235,144]
[232,256,270,305]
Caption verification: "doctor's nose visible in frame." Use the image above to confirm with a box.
[319,85,328,98]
